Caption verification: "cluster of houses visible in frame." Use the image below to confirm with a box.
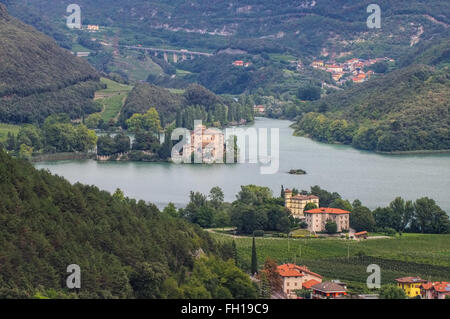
[311,57,394,85]
[395,277,450,299]
[284,189,351,233]
[275,263,350,299]
[232,60,252,67]
[273,263,449,299]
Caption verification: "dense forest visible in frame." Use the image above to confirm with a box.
[0,150,258,298]
[120,83,254,129]
[294,63,450,152]
[0,3,102,124]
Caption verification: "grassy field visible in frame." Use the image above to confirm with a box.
[0,123,21,141]
[110,53,163,82]
[168,88,185,94]
[99,95,126,122]
[211,232,450,292]
[269,53,297,62]
[97,78,133,95]
[95,78,133,122]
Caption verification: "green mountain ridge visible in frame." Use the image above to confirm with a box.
[296,62,450,152]
[0,3,102,123]
[6,0,449,58]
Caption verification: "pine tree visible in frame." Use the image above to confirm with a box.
[251,237,258,275]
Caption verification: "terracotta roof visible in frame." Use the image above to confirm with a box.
[285,189,292,193]
[433,282,450,293]
[312,281,347,293]
[277,264,322,279]
[296,265,322,279]
[354,231,368,236]
[303,279,321,289]
[277,264,304,277]
[421,282,434,290]
[395,277,427,284]
[304,208,350,215]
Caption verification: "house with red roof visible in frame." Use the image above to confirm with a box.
[304,207,350,233]
[277,264,323,298]
[232,60,244,66]
[421,281,450,299]
[311,281,348,299]
[354,231,368,240]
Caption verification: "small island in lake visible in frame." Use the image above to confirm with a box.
[288,169,307,175]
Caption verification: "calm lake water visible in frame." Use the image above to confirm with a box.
[34,118,450,212]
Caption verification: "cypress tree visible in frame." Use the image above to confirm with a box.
[281,185,285,199]
[251,237,258,275]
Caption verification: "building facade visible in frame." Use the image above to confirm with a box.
[395,277,427,298]
[184,124,225,163]
[420,282,450,299]
[284,189,319,219]
[277,264,323,298]
[304,208,350,233]
[311,282,347,299]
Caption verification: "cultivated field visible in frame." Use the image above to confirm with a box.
[211,232,450,293]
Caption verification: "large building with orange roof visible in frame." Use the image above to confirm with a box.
[304,207,350,233]
[277,264,323,298]
[284,189,319,218]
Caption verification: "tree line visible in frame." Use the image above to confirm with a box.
[3,114,97,159]
[173,184,450,235]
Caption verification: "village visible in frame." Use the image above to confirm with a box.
[248,189,450,299]
[311,56,395,84]
[264,262,450,299]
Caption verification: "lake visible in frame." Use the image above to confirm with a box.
[34,118,450,212]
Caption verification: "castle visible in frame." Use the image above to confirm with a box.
[284,189,319,218]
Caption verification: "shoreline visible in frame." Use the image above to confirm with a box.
[31,152,95,163]
[291,129,450,156]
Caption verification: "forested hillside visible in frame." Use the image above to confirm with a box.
[5,0,449,58]
[120,83,254,128]
[0,3,102,124]
[295,63,450,152]
[0,150,257,298]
